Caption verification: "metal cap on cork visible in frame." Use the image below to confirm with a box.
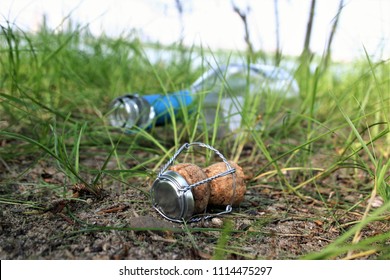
[151,171,195,222]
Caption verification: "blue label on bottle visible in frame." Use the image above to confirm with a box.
[143,90,193,125]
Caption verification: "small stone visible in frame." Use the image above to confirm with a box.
[129,215,178,233]
[102,243,110,251]
[372,196,384,208]
[211,217,223,228]
[238,219,252,231]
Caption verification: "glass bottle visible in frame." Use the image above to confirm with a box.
[108,63,299,135]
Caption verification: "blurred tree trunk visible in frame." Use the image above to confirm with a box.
[274,0,281,66]
[301,0,316,61]
[175,0,185,46]
[323,0,345,70]
[232,3,254,60]
[296,0,317,123]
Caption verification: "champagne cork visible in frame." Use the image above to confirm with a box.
[203,161,246,206]
[169,163,210,214]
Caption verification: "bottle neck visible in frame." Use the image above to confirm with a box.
[143,90,193,125]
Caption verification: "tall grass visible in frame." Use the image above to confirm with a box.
[0,20,389,259]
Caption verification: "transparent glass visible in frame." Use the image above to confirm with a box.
[191,63,299,136]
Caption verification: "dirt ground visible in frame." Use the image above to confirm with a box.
[0,141,389,260]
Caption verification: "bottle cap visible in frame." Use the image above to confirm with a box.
[151,170,194,221]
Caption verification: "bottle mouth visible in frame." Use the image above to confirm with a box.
[108,95,155,129]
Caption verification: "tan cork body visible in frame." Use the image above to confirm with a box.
[169,163,210,214]
[203,161,246,206]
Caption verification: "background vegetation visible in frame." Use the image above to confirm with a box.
[0,2,389,259]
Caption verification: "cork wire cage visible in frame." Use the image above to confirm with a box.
[150,142,237,223]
